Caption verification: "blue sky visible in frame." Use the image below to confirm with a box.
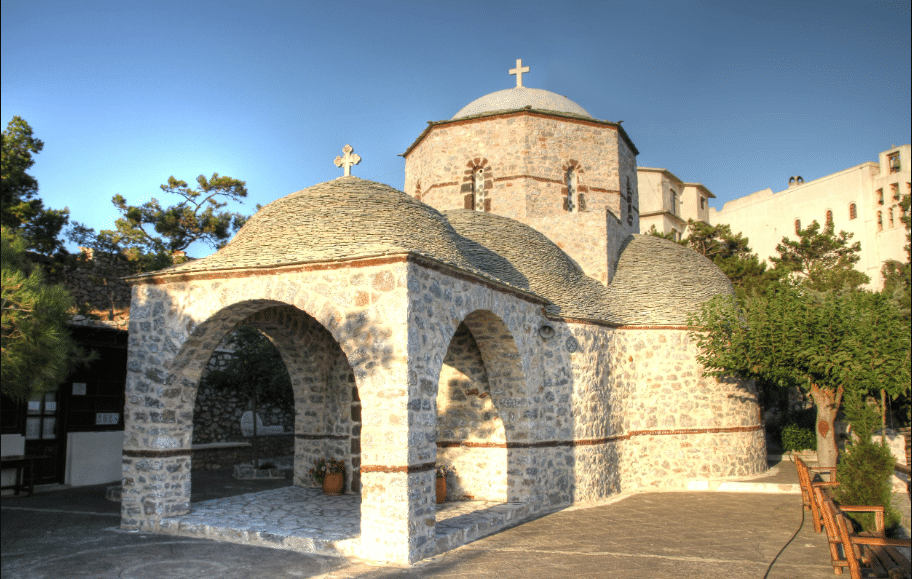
[3,0,910,258]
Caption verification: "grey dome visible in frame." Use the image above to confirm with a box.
[605,235,734,325]
[452,87,593,120]
[151,177,484,276]
[444,209,611,320]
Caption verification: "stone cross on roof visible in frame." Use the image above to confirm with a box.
[509,59,530,88]
[334,144,361,177]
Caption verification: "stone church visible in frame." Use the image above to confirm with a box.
[119,60,766,564]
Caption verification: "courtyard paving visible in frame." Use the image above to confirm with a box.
[2,458,909,578]
[158,485,532,557]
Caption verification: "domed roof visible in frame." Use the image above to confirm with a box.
[452,87,593,120]
[443,209,612,320]
[605,235,734,325]
[153,177,484,276]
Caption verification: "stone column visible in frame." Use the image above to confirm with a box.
[120,288,195,530]
[358,354,438,563]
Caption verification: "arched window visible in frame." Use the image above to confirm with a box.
[566,168,577,213]
[626,178,633,226]
[825,210,833,226]
[849,203,857,220]
[472,168,485,212]
[795,219,801,234]
[877,211,883,231]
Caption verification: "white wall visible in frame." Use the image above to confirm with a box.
[65,431,124,486]
[1,434,26,491]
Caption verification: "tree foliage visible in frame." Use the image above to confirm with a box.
[771,220,869,291]
[1,117,69,256]
[199,325,292,406]
[1,227,81,401]
[688,284,911,468]
[69,173,251,273]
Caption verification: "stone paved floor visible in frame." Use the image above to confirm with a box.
[158,486,530,557]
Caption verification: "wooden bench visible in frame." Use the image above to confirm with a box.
[813,485,911,579]
[795,456,839,533]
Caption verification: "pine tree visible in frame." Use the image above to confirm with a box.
[1,227,80,401]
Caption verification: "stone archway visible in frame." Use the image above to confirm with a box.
[434,309,530,505]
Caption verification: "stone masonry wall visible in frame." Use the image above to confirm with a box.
[122,252,767,565]
[610,328,766,488]
[404,112,638,286]
[192,349,294,444]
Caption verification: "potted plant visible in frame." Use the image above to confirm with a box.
[435,464,455,504]
[310,458,346,495]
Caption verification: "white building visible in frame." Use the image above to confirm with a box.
[709,145,910,289]
[638,167,715,240]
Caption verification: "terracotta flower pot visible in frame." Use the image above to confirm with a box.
[323,472,344,495]
[435,477,446,504]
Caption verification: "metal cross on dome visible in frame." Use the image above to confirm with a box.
[334,144,361,177]
[509,59,529,88]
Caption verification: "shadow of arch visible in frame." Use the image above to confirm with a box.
[435,309,531,505]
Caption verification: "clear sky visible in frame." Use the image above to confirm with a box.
[3,0,910,258]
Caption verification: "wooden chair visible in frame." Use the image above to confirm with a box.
[814,485,911,578]
[795,457,839,533]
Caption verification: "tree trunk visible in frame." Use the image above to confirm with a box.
[809,384,843,469]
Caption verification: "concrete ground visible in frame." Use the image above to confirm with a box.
[0,460,905,579]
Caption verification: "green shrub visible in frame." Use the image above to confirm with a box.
[834,439,901,534]
[781,423,817,451]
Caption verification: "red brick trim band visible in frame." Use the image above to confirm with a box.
[123,449,191,458]
[423,181,460,194]
[360,462,436,474]
[436,425,762,449]
[295,434,349,440]
[402,110,639,157]
[127,254,410,285]
[615,325,693,331]
[550,316,696,331]
[125,252,548,307]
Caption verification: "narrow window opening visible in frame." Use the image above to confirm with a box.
[566,168,576,213]
[888,152,901,173]
[891,183,900,200]
[626,178,633,226]
[877,211,883,231]
[877,188,884,205]
[826,210,833,226]
[849,203,857,220]
[888,207,894,227]
[795,219,801,234]
[473,168,485,212]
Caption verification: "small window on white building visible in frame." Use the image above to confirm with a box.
[877,211,883,231]
[877,188,884,205]
[888,152,901,173]
[669,189,678,215]
[849,203,857,220]
[889,207,894,228]
[826,210,833,226]
[700,197,706,210]
[795,219,801,234]
[891,183,900,200]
